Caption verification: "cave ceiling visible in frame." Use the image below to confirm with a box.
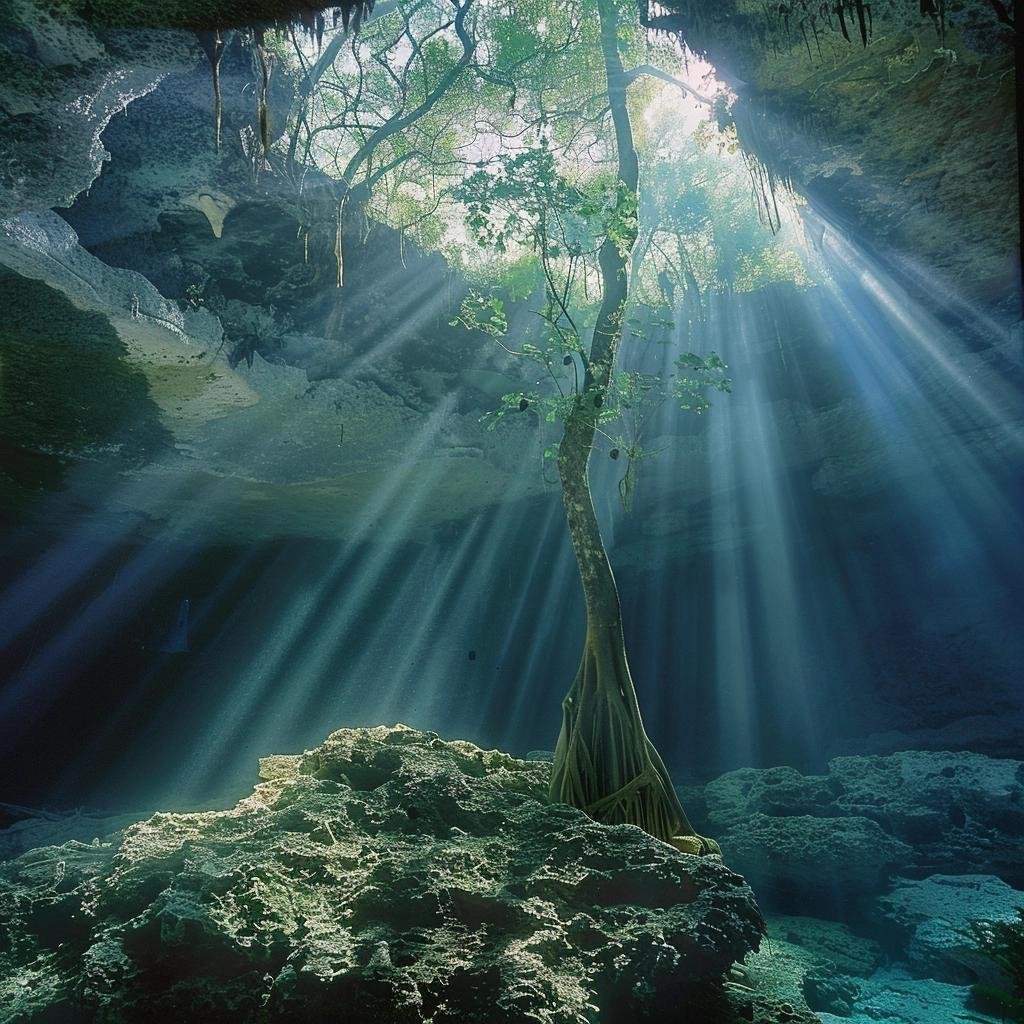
[0,0,1017,547]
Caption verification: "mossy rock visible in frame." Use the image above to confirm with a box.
[0,724,767,1023]
[0,268,170,465]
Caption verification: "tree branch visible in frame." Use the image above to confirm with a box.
[623,64,715,106]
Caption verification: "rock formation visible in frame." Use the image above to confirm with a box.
[0,724,769,1023]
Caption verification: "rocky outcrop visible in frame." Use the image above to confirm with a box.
[714,813,913,904]
[0,724,766,1023]
[815,968,1000,1024]
[686,750,1024,902]
[671,752,1024,1024]
[875,874,1024,986]
[0,1,199,217]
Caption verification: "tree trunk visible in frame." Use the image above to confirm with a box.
[548,0,698,846]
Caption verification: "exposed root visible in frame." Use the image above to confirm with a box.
[550,621,696,844]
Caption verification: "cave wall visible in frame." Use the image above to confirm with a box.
[655,0,1019,308]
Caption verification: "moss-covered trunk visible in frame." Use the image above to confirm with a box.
[549,0,695,845]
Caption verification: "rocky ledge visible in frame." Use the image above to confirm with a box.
[676,750,1024,1024]
[680,749,1024,905]
[0,724,770,1023]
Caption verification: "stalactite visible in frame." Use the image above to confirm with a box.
[810,15,823,59]
[836,1,851,41]
[800,20,813,60]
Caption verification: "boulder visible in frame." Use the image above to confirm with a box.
[703,767,840,831]
[0,724,765,1023]
[717,813,912,905]
[829,752,1024,883]
[875,874,1024,986]
[815,968,997,1024]
[691,750,1024,902]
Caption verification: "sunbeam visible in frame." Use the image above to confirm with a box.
[1,2,1022,1018]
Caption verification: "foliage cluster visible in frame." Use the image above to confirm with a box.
[268,0,811,508]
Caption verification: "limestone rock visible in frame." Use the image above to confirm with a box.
[0,724,765,1023]
[0,0,197,217]
[767,916,882,979]
[829,751,1024,882]
[717,813,912,903]
[739,937,844,1016]
[816,968,998,1024]
[703,767,840,831]
[875,874,1024,986]
[735,916,885,1019]
[693,751,1024,902]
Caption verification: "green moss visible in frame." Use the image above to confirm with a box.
[0,268,171,462]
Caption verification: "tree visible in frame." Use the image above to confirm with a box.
[452,0,730,852]
[278,0,480,284]
[282,0,761,851]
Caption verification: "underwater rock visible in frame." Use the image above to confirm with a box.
[0,724,765,1023]
[717,813,912,905]
[736,916,886,1018]
[702,766,840,830]
[767,916,883,979]
[737,936,853,1018]
[875,874,1024,987]
[801,966,859,1019]
[828,751,1024,881]
[694,750,1024,897]
[815,967,997,1024]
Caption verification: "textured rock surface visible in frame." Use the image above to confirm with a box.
[655,0,1018,303]
[738,938,850,1018]
[0,724,766,1023]
[875,874,1024,986]
[767,916,882,980]
[712,813,913,903]
[739,917,881,1018]
[689,750,1024,900]
[0,209,546,544]
[0,0,197,216]
[816,968,999,1024]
